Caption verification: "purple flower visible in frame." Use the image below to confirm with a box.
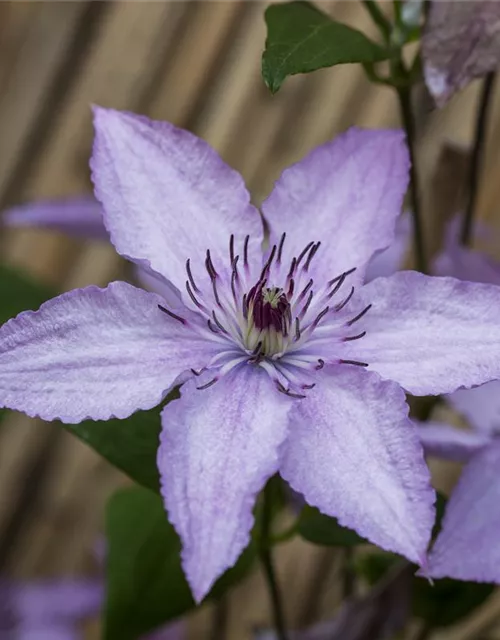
[0,576,183,639]
[419,239,500,582]
[4,108,500,601]
[0,578,102,639]
[422,0,500,107]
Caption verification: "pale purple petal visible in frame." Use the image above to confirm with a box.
[158,365,291,602]
[17,626,78,640]
[261,128,409,283]
[364,212,411,283]
[3,197,107,240]
[418,421,491,463]
[422,1,500,107]
[13,579,102,623]
[434,243,500,286]
[448,381,500,435]
[343,271,500,395]
[427,441,500,581]
[0,282,217,423]
[91,107,263,294]
[280,367,435,566]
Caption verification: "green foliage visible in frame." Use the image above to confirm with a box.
[104,486,256,640]
[63,404,166,493]
[413,577,495,628]
[298,505,366,546]
[0,264,55,324]
[262,1,389,93]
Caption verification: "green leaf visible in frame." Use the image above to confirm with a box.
[413,578,495,628]
[63,388,179,493]
[298,505,366,546]
[262,1,389,93]
[0,264,55,324]
[105,486,256,640]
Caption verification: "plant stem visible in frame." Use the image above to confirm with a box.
[342,547,355,599]
[396,83,427,273]
[362,0,391,41]
[461,72,496,246]
[259,482,288,640]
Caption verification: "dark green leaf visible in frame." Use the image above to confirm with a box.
[105,486,256,640]
[0,264,55,324]
[298,505,366,546]
[63,388,179,492]
[262,1,389,93]
[413,578,495,627]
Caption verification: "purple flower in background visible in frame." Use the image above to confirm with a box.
[0,578,102,640]
[5,108,500,600]
[422,0,500,107]
[417,239,500,583]
[0,577,183,640]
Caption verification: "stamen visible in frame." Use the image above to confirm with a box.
[191,368,203,376]
[311,306,329,328]
[316,358,325,370]
[346,304,372,326]
[343,331,367,342]
[212,278,222,307]
[186,259,200,293]
[277,232,286,262]
[158,304,185,325]
[335,286,354,312]
[276,381,306,399]
[286,257,297,281]
[186,280,206,311]
[243,235,250,269]
[205,249,217,280]
[295,317,301,341]
[296,242,314,268]
[212,310,228,334]
[260,245,277,279]
[304,242,320,271]
[197,378,218,390]
[287,278,295,298]
[207,319,220,334]
[298,290,314,319]
[340,359,369,367]
[302,383,316,390]
[327,267,357,298]
[229,234,235,264]
[298,278,313,301]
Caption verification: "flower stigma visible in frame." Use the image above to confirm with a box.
[158,233,372,398]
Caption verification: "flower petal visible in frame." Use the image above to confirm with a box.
[0,282,216,423]
[448,381,500,435]
[364,212,411,282]
[343,271,500,395]
[91,107,263,293]
[434,243,500,286]
[14,579,103,622]
[427,441,500,581]
[280,366,435,566]
[3,197,107,240]
[158,365,291,602]
[422,1,500,107]
[418,421,491,463]
[17,625,78,640]
[261,128,409,282]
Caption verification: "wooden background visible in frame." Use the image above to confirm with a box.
[1,2,500,638]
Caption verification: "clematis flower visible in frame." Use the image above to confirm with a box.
[422,0,500,107]
[5,109,500,601]
[419,239,500,582]
[0,576,183,639]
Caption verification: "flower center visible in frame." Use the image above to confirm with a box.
[157,232,371,396]
[245,284,292,356]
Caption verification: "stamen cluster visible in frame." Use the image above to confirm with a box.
[158,233,372,397]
